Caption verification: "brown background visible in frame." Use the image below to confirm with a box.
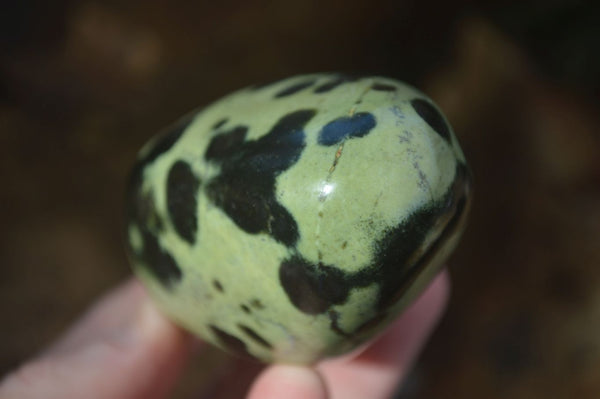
[2,1,600,398]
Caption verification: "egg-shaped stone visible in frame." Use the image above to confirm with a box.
[125,73,471,364]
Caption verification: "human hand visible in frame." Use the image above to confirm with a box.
[0,271,449,399]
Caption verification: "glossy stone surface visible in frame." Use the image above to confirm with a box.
[125,73,471,364]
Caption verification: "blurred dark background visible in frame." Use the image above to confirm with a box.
[1,1,600,398]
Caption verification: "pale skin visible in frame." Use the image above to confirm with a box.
[0,270,450,399]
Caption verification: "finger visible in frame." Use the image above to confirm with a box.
[0,279,195,399]
[318,270,450,399]
[247,365,328,399]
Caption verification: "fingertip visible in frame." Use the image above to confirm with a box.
[247,365,328,399]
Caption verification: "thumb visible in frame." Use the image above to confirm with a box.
[247,365,329,399]
[0,279,194,399]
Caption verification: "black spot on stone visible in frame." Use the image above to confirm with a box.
[205,110,316,246]
[250,299,264,310]
[369,206,443,310]
[128,190,164,236]
[124,118,192,290]
[411,98,451,142]
[371,83,397,92]
[167,160,200,244]
[136,230,182,288]
[212,118,228,130]
[279,162,471,318]
[275,80,315,98]
[279,255,351,315]
[372,163,471,310]
[125,184,180,289]
[139,118,190,166]
[213,279,224,293]
[209,325,251,357]
[204,126,248,160]
[327,310,351,337]
[318,112,376,146]
[241,304,251,314]
[207,177,300,246]
[314,77,346,93]
[130,117,190,184]
[126,117,191,228]
[238,324,273,349]
[313,74,360,93]
[125,118,192,237]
